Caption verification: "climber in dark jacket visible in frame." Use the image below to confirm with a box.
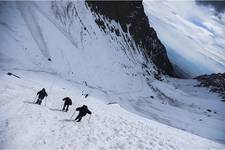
[62,97,72,112]
[35,88,48,105]
[75,105,92,122]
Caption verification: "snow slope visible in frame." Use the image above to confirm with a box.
[0,70,224,149]
[0,1,155,93]
[143,0,225,77]
[0,1,225,147]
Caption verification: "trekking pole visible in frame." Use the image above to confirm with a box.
[33,95,37,103]
[61,103,63,110]
[70,110,76,119]
[45,97,47,106]
[88,114,91,123]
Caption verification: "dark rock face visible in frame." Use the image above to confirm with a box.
[195,73,225,101]
[86,1,174,76]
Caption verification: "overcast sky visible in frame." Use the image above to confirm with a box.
[144,0,225,77]
[196,1,225,13]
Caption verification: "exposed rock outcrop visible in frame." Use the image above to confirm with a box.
[86,1,174,76]
[195,73,225,101]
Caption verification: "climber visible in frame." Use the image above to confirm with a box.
[74,105,92,122]
[62,97,72,112]
[35,88,48,105]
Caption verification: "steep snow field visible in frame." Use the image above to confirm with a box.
[0,70,224,149]
[0,1,225,148]
[0,1,152,93]
[144,0,225,77]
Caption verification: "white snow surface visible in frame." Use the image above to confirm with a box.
[143,0,225,77]
[0,70,224,149]
[0,1,225,149]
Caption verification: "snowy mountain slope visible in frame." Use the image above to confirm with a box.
[0,1,225,147]
[0,1,157,92]
[122,77,225,144]
[0,70,224,149]
[143,0,225,77]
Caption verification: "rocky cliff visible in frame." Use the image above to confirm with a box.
[86,1,174,76]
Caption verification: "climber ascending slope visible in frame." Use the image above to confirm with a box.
[35,88,48,105]
[62,97,72,112]
[74,105,92,122]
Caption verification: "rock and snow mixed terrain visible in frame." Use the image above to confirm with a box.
[195,73,225,100]
[0,1,225,149]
